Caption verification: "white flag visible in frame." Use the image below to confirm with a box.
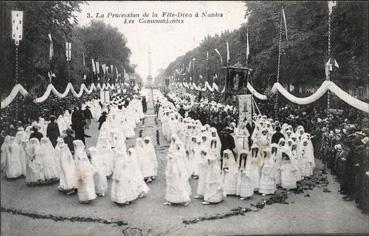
[226,41,230,64]
[214,48,223,65]
[82,52,85,67]
[282,8,288,41]
[48,34,53,61]
[91,59,96,73]
[334,59,339,68]
[11,11,23,45]
[246,31,250,61]
[328,1,337,15]
[96,61,100,74]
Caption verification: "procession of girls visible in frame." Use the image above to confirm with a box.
[157,91,315,206]
[1,95,158,205]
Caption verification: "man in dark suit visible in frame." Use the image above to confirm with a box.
[271,126,285,144]
[46,115,60,147]
[178,105,186,117]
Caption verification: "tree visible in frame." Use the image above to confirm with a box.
[163,1,368,96]
[1,1,82,95]
[73,21,134,86]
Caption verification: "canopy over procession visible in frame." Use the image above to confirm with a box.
[1,1,368,235]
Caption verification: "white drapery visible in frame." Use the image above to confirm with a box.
[1,83,117,109]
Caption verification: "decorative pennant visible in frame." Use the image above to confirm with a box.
[11,10,23,45]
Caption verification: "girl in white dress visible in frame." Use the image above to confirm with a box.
[274,138,287,186]
[111,149,138,205]
[189,136,201,179]
[259,146,277,196]
[128,148,150,197]
[203,139,226,205]
[58,144,78,195]
[2,136,23,179]
[74,140,96,203]
[136,138,155,182]
[280,150,297,190]
[25,138,44,185]
[15,131,27,175]
[143,137,158,180]
[247,144,262,192]
[290,142,302,182]
[237,150,254,199]
[164,138,191,206]
[299,138,315,177]
[39,137,59,183]
[194,135,209,198]
[88,147,108,197]
[96,136,114,177]
[222,149,238,196]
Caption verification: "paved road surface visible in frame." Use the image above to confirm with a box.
[1,93,368,235]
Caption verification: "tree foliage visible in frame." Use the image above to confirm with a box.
[72,21,134,85]
[163,1,368,94]
[1,2,135,97]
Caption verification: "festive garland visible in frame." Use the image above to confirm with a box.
[1,82,117,109]
[174,80,369,113]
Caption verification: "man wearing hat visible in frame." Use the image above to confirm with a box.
[83,106,93,129]
[46,115,61,147]
[340,128,356,201]
[29,124,43,141]
[98,111,108,130]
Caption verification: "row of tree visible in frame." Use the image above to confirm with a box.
[1,1,136,97]
[163,1,368,95]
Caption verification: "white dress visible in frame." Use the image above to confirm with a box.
[236,155,254,198]
[3,137,24,179]
[111,150,147,204]
[280,160,297,189]
[96,137,114,177]
[129,148,150,195]
[39,138,59,181]
[58,144,78,191]
[258,157,277,195]
[74,140,97,202]
[15,132,27,175]
[222,151,239,195]
[136,138,154,179]
[89,147,108,196]
[165,145,191,204]
[247,151,262,191]
[25,138,44,184]
[204,154,226,203]
[189,142,200,176]
[144,138,158,177]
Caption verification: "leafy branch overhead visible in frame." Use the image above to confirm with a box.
[1,1,135,96]
[163,1,367,94]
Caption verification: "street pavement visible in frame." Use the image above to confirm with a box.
[1,96,368,235]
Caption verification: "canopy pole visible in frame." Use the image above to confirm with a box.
[275,8,283,114]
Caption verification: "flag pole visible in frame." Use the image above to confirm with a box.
[275,8,283,113]
[327,2,333,114]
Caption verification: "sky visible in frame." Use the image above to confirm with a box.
[76,1,246,81]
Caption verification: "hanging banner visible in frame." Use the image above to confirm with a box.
[100,90,110,104]
[238,94,253,124]
[65,42,71,61]
[11,10,23,45]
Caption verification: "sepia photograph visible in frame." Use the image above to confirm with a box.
[0,1,368,235]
